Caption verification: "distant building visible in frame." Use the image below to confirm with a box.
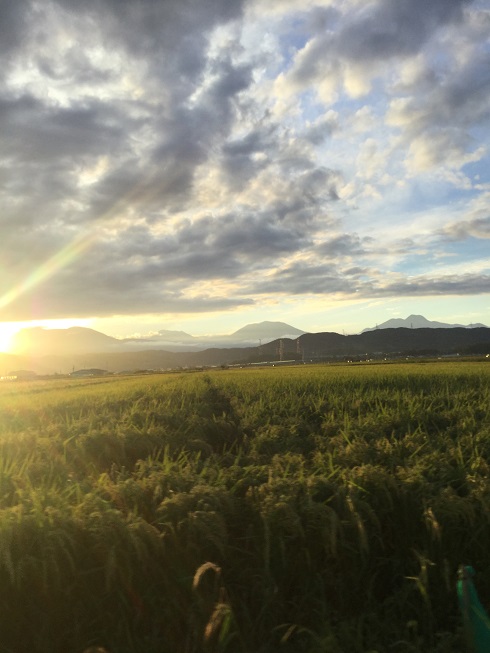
[1,370,38,381]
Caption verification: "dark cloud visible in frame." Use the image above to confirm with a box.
[53,0,244,64]
[390,53,490,135]
[440,216,490,241]
[0,196,315,320]
[251,262,358,295]
[338,0,467,61]
[140,58,255,205]
[223,129,272,157]
[291,0,468,86]
[37,50,115,85]
[87,208,312,283]
[250,264,490,301]
[272,168,342,217]
[303,114,339,145]
[0,283,253,322]
[220,126,276,189]
[0,2,30,59]
[316,234,372,257]
[0,0,253,233]
[0,92,136,236]
[366,274,490,297]
[0,95,128,163]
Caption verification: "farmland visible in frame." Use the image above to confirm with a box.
[0,361,489,652]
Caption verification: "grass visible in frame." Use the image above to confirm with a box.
[0,361,488,652]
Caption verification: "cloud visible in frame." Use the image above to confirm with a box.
[388,60,490,165]
[277,0,468,101]
[0,3,30,60]
[251,264,490,301]
[337,0,466,61]
[367,274,490,297]
[251,261,359,295]
[315,234,372,258]
[0,94,127,164]
[440,216,490,241]
[0,0,488,326]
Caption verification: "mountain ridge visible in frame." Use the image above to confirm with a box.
[9,321,305,357]
[224,321,305,341]
[362,314,487,332]
[6,315,489,374]
[3,325,489,376]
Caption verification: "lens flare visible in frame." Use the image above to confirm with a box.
[0,169,163,321]
[0,233,93,313]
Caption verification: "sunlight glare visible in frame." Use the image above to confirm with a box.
[0,324,19,353]
[0,318,94,354]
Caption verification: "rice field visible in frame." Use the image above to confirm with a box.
[0,360,489,652]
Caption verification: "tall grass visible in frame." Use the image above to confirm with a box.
[0,361,488,651]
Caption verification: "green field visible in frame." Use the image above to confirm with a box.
[0,361,489,652]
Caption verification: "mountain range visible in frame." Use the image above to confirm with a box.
[10,321,305,356]
[362,314,487,332]
[3,316,489,375]
[129,321,306,348]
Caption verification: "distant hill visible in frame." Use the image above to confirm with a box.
[154,329,196,341]
[225,321,305,342]
[117,322,305,349]
[8,321,306,360]
[293,327,490,360]
[10,326,122,356]
[254,327,490,362]
[362,314,487,332]
[126,330,196,345]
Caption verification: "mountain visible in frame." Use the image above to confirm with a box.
[10,326,123,356]
[104,321,305,350]
[154,329,195,341]
[224,321,305,343]
[362,314,487,332]
[126,330,196,345]
[8,321,306,359]
[256,328,490,363]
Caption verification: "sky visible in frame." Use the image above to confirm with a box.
[0,0,489,350]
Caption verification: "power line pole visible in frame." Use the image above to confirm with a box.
[278,339,284,361]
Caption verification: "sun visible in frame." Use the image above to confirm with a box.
[0,324,18,353]
[0,318,95,355]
